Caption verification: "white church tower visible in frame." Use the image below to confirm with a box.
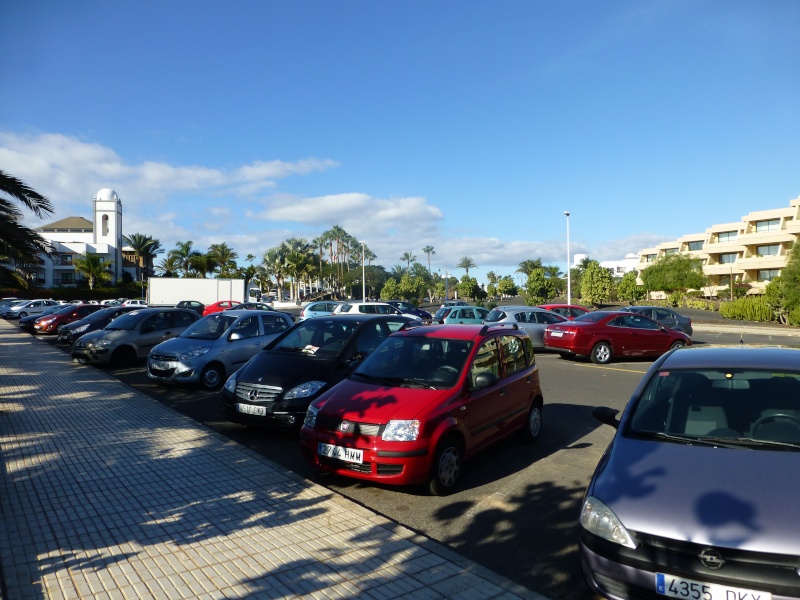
[93,188,123,283]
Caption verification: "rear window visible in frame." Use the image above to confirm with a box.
[485,309,507,322]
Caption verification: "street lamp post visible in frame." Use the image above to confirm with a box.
[564,211,571,304]
[361,241,366,301]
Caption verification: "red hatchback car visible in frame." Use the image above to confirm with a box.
[33,303,104,334]
[202,300,241,316]
[299,323,544,495]
[544,310,690,364]
[537,303,590,320]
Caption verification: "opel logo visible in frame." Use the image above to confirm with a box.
[247,389,259,402]
[339,421,351,433]
[699,548,725,570]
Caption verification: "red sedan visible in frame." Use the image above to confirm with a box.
[202,300,241,316]
[544,310,690,364]
[32,303,104,334]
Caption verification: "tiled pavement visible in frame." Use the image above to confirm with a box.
[0,319,548,600]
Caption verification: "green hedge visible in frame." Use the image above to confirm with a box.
[719,296,775,322]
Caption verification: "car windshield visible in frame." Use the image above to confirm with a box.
[180,314,237,340]
[434,308,450,319]
[573,312,607,323]
[353,336,472,389]
[484,309,507,322]
[105,311,147,330]
[628,368,800,450]
[271,319,360,357]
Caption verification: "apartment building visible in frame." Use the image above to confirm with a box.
[637,195,800,296]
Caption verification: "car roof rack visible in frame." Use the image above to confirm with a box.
[479,322,519,335]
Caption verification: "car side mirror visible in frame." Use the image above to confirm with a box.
[593,406,620,429]
[473,372,498,389]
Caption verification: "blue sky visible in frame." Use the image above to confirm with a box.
[2,1,799,284]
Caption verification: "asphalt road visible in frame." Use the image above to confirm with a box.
[29,314,800,600]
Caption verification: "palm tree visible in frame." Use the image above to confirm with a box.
[0,171,54,288]
[168,241,201,277]
[457,256,477,276]
[208,242,239,277]
[400,252,417,272]
[124,233,161,281]
[73,252,113,289]
[155,255,181,277]
[422,245,436,273]
[516,259,543,277]
[188,253,217,278]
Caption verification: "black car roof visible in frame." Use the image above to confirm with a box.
[659,346,800,371]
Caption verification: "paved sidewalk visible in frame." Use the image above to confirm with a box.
[0,320,546,600]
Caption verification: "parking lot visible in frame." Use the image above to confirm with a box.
[15,312,800,599]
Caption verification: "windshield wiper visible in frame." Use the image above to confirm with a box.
[631,431,741,449]
[723,437,800,451]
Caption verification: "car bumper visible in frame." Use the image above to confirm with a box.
[298,426,432,487]
[147,358,200,384]
[71,346,113,365]
[33,323,59,334]
[579,528,800,600]
[219,388,307,427]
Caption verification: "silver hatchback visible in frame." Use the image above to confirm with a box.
[147,310,293,389]
[580,346,800,600]
[483,305,567,348]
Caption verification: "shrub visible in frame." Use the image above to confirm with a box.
[685,298,718,311]
[788,306,800,328]
[719,296,774,322]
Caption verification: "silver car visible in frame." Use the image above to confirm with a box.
[483,306,567,348]
[2,299,59,319]
[71,308,199,367]
[580,346,800,600]
[147,310,293,389]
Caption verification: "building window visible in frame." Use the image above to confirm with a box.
[687,241,703,251]
[755,219,780,233]
[717,231,738,243]
[644,254,656,263]
[664,248,678,255]
[60,273,74,284]
[757,269,780,282]
[102,214,109,236]
[719,253,737,264]
[60,254,72,266]
[756,244,780,257]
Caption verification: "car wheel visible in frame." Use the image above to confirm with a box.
[111,346,136,368]
[519,400,543,444]
[19,312,27,319]
[669,341,686,351]
[428,435,463,496]
[590,342,612,364]
[200,363,225,390]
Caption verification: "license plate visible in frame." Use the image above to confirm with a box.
[318,443,363,464]
[151,361,170,371]
[550,331,563,337]
[237,403,266,416]
[656,573,771,600]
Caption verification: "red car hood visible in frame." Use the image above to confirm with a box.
[316,378,454,423]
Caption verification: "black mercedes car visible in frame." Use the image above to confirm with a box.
[219,314,419,427]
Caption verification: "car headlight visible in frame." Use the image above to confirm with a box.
[284,381,326,400]
[179,347,210,360]
[223,374,237,393]
[73,324,90,334]
[579,495,637,549]
[382,420,420,442]
[304,405,319,428]
[95,339,115,348]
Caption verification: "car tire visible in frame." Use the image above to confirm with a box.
[590,342,612,364]
[669,341,686,351]
[428,435,463,496]
[19,312,27,319]
[111,346,136,368]
[200,363,225,390]
[519,399,543,444]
